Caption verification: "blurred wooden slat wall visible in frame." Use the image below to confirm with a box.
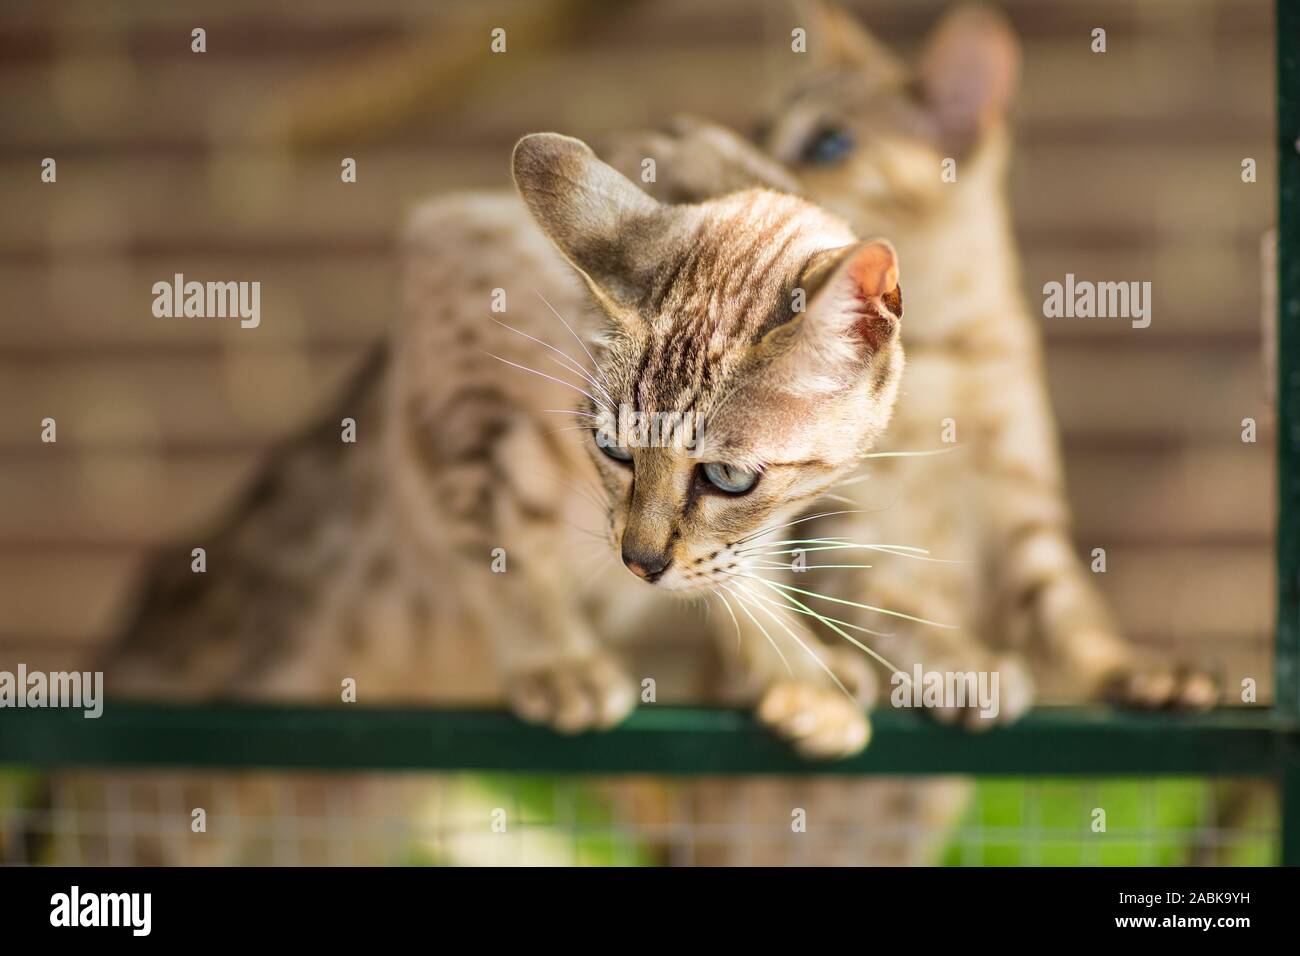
[0,0,1276,696]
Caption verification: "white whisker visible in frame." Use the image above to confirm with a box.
[720,584,794,678]
[744,574,911,682]
[539,408,601,419]
[733,573,956,630]
[749,561,875,571]
[710,586,744,651]
[817,492,857,506]
[721,572,894,639]
[487,316,615,406]
[733,509,871,547]
[732,582,852,699]
[480,350,611,411]
[535,290,616,394]
[545,354,614,405]
[862,448,958,460]
[749,543,968,565]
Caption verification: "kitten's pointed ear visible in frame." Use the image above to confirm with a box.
[762,239,903,395]
[798,0,903,79]
[803,239,902,354]
[512,133,666,316]
[918,5,1020,150]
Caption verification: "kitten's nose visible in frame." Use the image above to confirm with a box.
[621,545,671,582]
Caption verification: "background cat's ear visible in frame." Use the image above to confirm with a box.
[512,132,667,317]
[917,5,1020,150]
[799,0,903,79]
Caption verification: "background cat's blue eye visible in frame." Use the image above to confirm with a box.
[702,462,758,494]
[801,126,856,165]
[594,429,633,463]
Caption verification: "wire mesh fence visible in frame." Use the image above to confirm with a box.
[0,769,1277,867]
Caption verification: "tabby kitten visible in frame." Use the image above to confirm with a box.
[399,133,909,756]
[105,133,909,763]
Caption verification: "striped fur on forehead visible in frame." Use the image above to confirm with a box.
[622,189,857,414]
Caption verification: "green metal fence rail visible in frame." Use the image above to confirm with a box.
[0,704,1292,777]
[1,0,1298,866]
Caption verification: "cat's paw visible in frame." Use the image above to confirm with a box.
[506,652,636,733]
[919,655,1035,731]
[1102,663,1218,711]
[757,682,871,760]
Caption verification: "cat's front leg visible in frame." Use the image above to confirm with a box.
[471,539,637,734]
[978,360,1219,710]
[412,405,637,733]
[462,562,638,733]
[756,652,878,760]
[1003,553,1218,711]
[504,648,638,733]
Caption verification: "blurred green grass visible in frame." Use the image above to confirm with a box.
[939,778,1276,866]
[399,773,655,866]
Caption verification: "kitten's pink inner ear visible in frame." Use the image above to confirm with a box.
[844,241,901,353]
[847,241,899,297]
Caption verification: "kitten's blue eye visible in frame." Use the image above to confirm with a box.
[702,462,759,494]
[801,126,855,165]
[594,428,632,463]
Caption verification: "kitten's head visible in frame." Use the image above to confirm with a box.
[513,132,903,590]
[758,1,1020,230]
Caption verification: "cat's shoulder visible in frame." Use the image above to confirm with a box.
[401,190,564,281]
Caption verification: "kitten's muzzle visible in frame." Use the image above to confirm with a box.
[621,544,672,583]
